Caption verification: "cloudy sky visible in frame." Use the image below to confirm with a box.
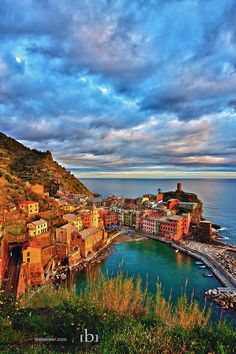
[0,0,236,178]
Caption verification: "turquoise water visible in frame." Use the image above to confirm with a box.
[75,178,236,325]
[76,240,236,325]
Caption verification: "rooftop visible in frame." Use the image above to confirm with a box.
[23,241,41,250]
[20,201,38,205]
[28,218,47,226]
[78,227,100,239]
[63,214,77,220]
[60,223,74,229]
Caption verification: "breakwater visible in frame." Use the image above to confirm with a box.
[171,243,236,290]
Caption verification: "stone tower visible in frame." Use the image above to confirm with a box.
[176,182,182,192]
[90,204,99,228]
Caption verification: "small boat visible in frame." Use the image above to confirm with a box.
[198,265,206,269]
[203,272,213,278]
[195,261,203,265]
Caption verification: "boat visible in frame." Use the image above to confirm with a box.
[195,261,203,265]
[198,265,206,269]
[203,272,213,278]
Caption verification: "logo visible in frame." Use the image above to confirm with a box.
[80,329,99,343]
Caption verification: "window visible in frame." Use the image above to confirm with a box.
[27,252,30,257]
[27,257,30,263]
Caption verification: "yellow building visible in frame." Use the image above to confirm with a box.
[22,241,42,264]
[27,219,48,236]
[90,204,99,228]
[62,205,76,212]
[19,201,39,216]
[77,227,105,258]
[63,214,83,231]
[56,223,74,244]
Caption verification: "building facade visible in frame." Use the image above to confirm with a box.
[27,219,48,236]
[19,201,39,216]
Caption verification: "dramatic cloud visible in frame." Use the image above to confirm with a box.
[0,0,236,176]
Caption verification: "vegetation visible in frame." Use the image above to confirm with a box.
[0,131,92,199]
[0,274,235,353]
[5,222,26,237]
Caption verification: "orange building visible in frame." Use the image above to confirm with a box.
[156,193,163,202]
[56,223,75,244]
[167,199,179,210]
[90,204,99,228]
[158,215,183,241]
[17,241,45,297]
[19,201,39,216]
[182,213,191,236]
[68,248,81,266]
[22,241,42,263]
[74,227,107,258]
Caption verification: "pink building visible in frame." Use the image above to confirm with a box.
[142,216,160,235]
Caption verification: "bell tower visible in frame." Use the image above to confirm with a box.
[90,204,99,228]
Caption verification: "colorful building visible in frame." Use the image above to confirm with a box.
[90,204,99,228]
[63,214,83,231]
[27,219,48,236]
[158,215,183,241]
[56,223,74,244]
[182,213,191,236]
[115,209,124,225]
[79,210,91,228]
[19,201,39,216]
[68,248,81,266]
[22,241,42,264]
[62,205,77,213]
[18,241,45,297]
[99,209,117,228]
[167,199,179,210]
[75,227,107,258]
[123,210,133,227]
[142,216,159,236]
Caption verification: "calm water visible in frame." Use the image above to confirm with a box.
[76,240,235,325]
[75,178,236,325]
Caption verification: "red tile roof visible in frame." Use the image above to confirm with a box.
[20,201,38,205]
[22,241,41,250]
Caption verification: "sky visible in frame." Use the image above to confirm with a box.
[0,0,236,178]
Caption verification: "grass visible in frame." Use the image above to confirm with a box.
[0,274,235,353]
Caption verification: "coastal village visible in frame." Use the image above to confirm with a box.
[0,134,235,309]
[1,177,235,304]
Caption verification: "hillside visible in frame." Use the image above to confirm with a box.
[0,132,92,199]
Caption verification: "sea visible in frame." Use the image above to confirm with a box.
[74,178,236,325]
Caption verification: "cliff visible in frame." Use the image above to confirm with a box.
[0,132,92,201]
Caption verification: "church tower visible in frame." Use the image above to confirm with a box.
[90,204,99,228]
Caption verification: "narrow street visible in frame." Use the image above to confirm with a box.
[3,246,22,294]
